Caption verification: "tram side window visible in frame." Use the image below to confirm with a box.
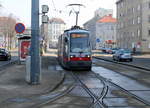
[64,37,68,54]
[65,45,68,54]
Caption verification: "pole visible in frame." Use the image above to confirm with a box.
[75,12,79,26]
[30,0,40,84]
[67,4,85,26]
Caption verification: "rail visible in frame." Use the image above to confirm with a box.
[70,71,108,108]
[93,72,150,106]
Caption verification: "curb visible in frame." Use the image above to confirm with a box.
[0,59,18,70]
[34,84,75,108]
[94,56,150,71]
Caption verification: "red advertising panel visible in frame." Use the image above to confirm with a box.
[20,40,30,60]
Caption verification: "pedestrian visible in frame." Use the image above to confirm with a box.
[133,47,136,54]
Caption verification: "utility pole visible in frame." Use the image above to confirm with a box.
[30,0,40,84]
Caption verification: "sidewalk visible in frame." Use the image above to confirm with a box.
[93,53,150,71]
[0,55,65,108]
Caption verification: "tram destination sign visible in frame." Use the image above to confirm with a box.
[71,34,88,38]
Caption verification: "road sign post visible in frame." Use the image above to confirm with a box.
[30,0,41,84]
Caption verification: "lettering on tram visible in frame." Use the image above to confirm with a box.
[58,26,92,70]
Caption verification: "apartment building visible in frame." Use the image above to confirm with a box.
[96,14,117,49]
[48,18,66,48]
[84,8,113,49]
[116,0,150,53]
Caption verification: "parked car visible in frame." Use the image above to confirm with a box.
[100,47,107,53]
[111,48,120,54]
[113,49,133,62]
[0,48,11,61]
[105,48,113,54]
[100,47,112,54]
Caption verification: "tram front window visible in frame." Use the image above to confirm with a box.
[70,33,90,53]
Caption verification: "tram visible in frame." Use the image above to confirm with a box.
[58,26,92,70]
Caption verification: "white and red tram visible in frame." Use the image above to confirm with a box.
[58,26,92,70]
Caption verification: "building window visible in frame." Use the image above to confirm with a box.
[111,26,114,30]
[132,7,135,13]
[137,5,141,11]
[117,23,120,29]
[137,29,140,37]
[148,30,150,36]
[149,2,150,9]
[137,17,141,24]
[148,15,150,23]
[121,2,124,8]
[132,19,135,25]
[132,32,135,37]
[120,13,123,17]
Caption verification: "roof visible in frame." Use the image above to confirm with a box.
[64,26,89,33]
[116,0,124,4]
[97,14,117,23]
[49,18,65,24]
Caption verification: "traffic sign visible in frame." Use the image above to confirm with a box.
[15,23,26,34]
[96,38,100,43]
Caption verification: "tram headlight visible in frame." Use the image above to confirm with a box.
[70,55,75,58]
[85,55,91,58]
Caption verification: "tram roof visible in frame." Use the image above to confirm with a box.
[64,26,89,34]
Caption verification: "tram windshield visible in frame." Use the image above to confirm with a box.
[70,33,90,53]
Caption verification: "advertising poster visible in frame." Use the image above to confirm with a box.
[20,40,30,60]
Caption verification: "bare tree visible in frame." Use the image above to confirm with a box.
[0,15,16,50]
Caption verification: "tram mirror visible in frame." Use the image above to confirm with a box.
[64,37,68,43]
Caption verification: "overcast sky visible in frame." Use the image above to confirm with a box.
[0,0,116,28]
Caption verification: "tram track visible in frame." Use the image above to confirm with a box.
[31,64,150,108]
[92,72,150,107]
[93,57,150,92]
[70,69,150,107]
[70,71,108,108]
[92,57,150,107]
[93,57,150,86]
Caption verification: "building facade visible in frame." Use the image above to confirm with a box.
[95,8,113,18]
[0,32,4,48]
[96,14,117,49]
[116,0,150,53]
[83,8,113,49]
[83,17,99,50]
[48,18,66,48]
